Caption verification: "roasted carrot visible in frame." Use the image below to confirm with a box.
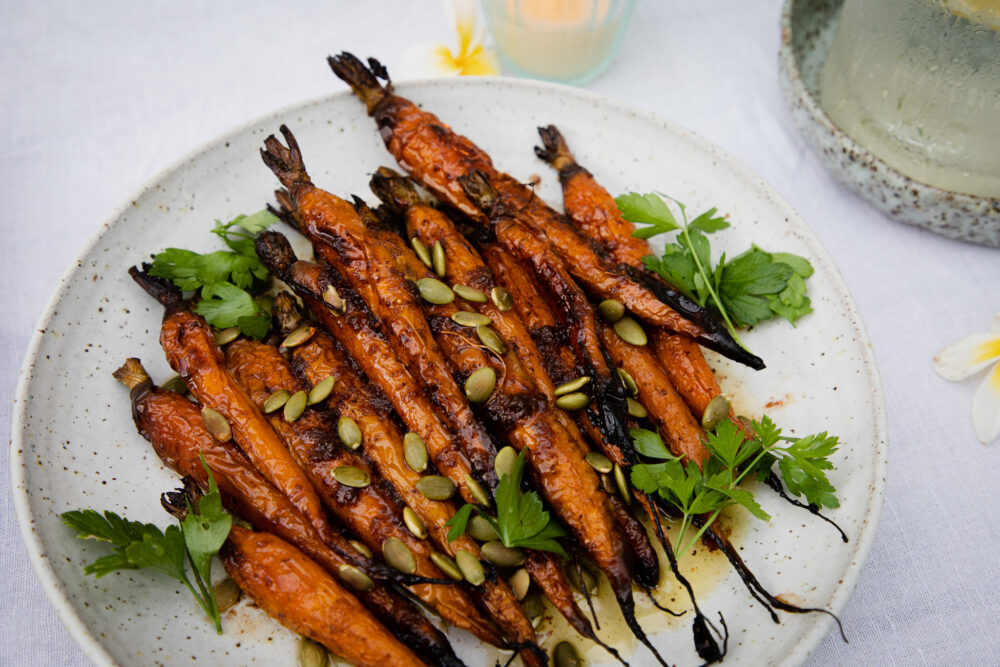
[112,358,462,667]
[223,526,427,667]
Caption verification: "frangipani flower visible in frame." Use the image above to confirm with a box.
[934,312,1000,444]
[398,0,500,79]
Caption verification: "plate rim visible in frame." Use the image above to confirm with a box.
[10,74,889,667]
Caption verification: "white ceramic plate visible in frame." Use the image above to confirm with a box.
[11,77,887,666]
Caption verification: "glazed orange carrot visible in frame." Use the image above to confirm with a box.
[128,267,331,543]
[112,358,461,667]
[224,526,427,667]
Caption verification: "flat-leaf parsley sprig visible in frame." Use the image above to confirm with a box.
[631,416,839,560]
[61,458,233,633]
[615,192,814,349]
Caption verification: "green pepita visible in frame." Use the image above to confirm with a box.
[451,310,491,327]
[283,390,308,422]
[555,392,590,411]
[613,316,647,346]
[403,432,428,472]
[564,562,599,595]
[416,278,454,305]
[416,475,456,500]
[200,406,231,442]
[494,446,517,479]
[614,463,632,503]
[282,325,316,349]
[464,367,496,404]
[214,327,241,346]
[522,591,544,620]
[475,325,507,356]
[403,507,428,539]
[297,636,328,667]
[554,376,590,397]
[349,539,373,559]
[482,541,525,568]
[162,374,189,395]
[455,550,485,586]
[323,284,344,311]
[465,474,491,506]
[601,472,616,495]
[490,286,514,311]
[430,552,463,581]
[213,577,241,611]
[263,389,292,414]
[468,514,500,542]
[333,465,370,488]
[509,568,531,601]
[597,298,625,323]
[307,375,335,405]
[617,367,639,396]
[585,451,614,474]
[702,394,731,431]
[552,640,583,667]
[337,564,374,592]
[382,537,416,574]
[411,237,433,268]
[453,284,488,303]
[627,397,648,418]
[337,415,362,450]
[432,240,446,277]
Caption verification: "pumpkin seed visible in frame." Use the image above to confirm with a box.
[614,463,632,503]
[307,375,335,405]
[403,432,428,472]
[337,416,362,450]
[455,550,485,586]
[432,240,446,277]
[297,636,328,667]
[702,394,731,431]
[337,564,374,592]
[333,465,370,488]
[585,452,614,474]
[613,316,647,346]
[282,325,316,348]
[465,474,491,506]
[564,562,599,595]
[382,537,416,574]
[555,392,590,411]
[464,367,496,404]
[263,389,292,413]
[601,472,616,495]
[617,367,639,396]
[201,406,231,442]
[627,397,648,418]
[453,284,488,303]
[597,298,625,323]
[411,237,432,268]
[349,539,372,559]
[283,390,308,422]
[476,325,507,356]
[403,507,428,539]
[738,415,755,432]
[416,277,454,304]
[482,541,525,567]
[494,446,517,478]
[490,286,514,311]
[430,552,463,581]
[522,591,544,619]
[213,577,241,611]
[323,284,344,311]
[214,327,241,346]
[554,376,590,397]
[468,514,500,541]
[509,568,531,600]
[416,475,456,500]
[162,374,189,394]
[451,310,491,327]
[553,641,582,667]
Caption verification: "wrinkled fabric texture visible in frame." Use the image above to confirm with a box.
[2,1,999,665]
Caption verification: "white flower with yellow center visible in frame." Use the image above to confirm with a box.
[934,312,1000,444]
[398,0,500,79]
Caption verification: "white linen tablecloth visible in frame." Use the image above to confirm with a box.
[3,1,998,665]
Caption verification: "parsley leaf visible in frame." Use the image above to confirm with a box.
[630,428,677,460]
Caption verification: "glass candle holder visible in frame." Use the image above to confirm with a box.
[481,0,636,85]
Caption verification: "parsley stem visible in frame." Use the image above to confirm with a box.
[675,508,723,563]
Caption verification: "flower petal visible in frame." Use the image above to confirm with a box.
[933,333,1000,381]
[972,363,1000,444]
[397,42,463,80]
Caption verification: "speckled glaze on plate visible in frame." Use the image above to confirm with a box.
[11,77,887,666]
[779,0,1000,247]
